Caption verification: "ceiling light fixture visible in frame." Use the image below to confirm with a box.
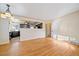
[0,4,14,19]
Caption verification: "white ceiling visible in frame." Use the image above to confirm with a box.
[0,3,79,20]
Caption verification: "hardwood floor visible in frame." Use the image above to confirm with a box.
[0,37,79,56]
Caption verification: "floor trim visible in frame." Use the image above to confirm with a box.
[0,41,9,45]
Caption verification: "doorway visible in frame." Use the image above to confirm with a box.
[9,21,20,43]
[45,21,51,37]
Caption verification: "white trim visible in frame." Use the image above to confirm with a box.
[0,41,9,45]
[70,41,79,45]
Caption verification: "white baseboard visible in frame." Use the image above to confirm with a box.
[0,41,9,45]
[70,41,79,45]
[20,38,38,41]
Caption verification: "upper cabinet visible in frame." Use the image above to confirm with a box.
[20,21,43,29]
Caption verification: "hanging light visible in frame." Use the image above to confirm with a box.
[0,4,13,19]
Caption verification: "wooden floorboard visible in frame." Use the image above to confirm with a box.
[0,37,79,56]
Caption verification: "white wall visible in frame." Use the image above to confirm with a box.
[52,11,79,44]
[0,18,9,45]
[20,29,45,41]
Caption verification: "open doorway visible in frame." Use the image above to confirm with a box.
[9,19,20,43]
